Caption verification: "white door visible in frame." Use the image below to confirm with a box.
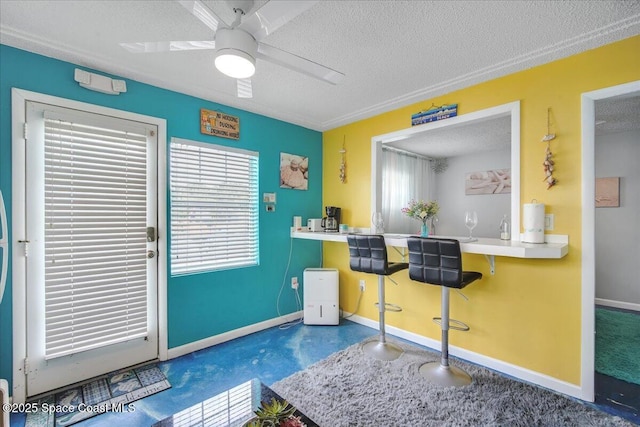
[23,101,159,396]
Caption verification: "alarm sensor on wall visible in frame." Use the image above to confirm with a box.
[74,68,127,95]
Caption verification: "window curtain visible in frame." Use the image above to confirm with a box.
[381,148,435,234]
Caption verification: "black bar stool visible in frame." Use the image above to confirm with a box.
[347,234,408,361]
[407,237,482,387]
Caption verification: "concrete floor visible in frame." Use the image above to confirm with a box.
[12,317,639,426]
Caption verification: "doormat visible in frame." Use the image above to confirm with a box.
[25,363,170,427]
[595,307,640,386]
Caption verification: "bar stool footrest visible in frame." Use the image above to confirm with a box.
[374,302,403,312]
[432,317,470,331]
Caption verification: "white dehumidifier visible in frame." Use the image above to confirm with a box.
[303,268,339,325]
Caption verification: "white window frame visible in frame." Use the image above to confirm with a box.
[170,137,259,275]
[11,88,168,403]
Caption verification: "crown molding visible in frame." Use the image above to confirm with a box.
[319,14,640,131]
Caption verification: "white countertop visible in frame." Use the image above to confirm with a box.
[291,230,569,259]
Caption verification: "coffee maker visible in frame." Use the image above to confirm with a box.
[321,206,341,232]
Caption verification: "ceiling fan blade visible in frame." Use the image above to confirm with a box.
[257,43,345,85]
[239,0,317,41]
[237,78,253,98]
[120,41,216,53]
[177,0,225,33]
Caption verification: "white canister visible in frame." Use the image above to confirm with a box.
[523,202,545,243]
[293,216,302,230]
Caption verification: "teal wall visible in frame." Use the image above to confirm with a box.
[0,45,323,385]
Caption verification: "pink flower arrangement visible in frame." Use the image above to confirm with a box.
[401,199,439,223]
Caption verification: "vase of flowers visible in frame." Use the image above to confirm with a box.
[401,199,439,237]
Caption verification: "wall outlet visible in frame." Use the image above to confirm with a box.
[545,214,554,231]
[291,277,298,290]
[359,279,366,291]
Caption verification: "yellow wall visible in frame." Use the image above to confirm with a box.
[322,35,640,385]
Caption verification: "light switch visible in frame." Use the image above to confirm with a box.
[263,192,276,203]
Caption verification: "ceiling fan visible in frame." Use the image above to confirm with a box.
[120,0,345,98]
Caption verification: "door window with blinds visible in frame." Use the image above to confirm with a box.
[170,137,259,275]
[21,98,159,396]
[41,111,150,357]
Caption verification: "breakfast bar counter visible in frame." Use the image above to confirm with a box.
[291,230,569,274]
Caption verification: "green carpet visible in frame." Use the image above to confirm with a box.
[595,307,640,386]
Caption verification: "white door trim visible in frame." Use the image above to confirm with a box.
[11,88,168,403]
[580,80,640,402]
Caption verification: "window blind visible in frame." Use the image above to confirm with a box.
[43,114,149,359]
[170,380,253,427]
[170,138,259,275]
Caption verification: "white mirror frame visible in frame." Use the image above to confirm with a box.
[371,101,521,239]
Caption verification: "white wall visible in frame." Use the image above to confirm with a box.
[434,149,511,238]
[595,129,640,305]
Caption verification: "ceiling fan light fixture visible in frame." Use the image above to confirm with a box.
[214,28,257,79]
[215,49,256,78]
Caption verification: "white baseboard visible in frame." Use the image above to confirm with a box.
[595,298,640,312]
[167,309,584,401]
[167,311,304,360]
[342,312,583,400]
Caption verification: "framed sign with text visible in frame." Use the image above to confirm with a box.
[200,109,240,140]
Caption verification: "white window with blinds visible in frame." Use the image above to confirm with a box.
[170,137,259,275]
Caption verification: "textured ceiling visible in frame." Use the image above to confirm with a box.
[1,0,639,131]
[386,115,511,159]
[595,95,640,137]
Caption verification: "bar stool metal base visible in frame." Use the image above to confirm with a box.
[363,340,403,361]
[418,361,472,387]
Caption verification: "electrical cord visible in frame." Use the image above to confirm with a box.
[279,287,304,330]
[276,234,326,329]
[276,235,294,318]
[341,286,364,319]
[277,236,304,329]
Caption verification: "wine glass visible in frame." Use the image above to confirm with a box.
[464,211,478,240]
[372,212,385,234]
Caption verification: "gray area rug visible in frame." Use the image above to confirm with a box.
[272,338,634,427]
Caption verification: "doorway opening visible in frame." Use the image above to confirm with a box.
[581,81,640,411]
